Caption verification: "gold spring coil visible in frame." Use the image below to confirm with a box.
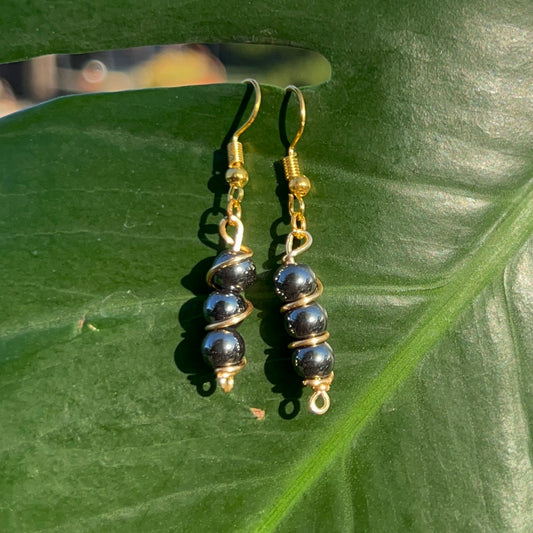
[204,246,254,392]
[283,151,301,180]
[228,139,244,168]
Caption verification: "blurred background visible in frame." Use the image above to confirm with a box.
[0,43,331,117]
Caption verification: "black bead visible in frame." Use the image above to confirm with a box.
[284,303,328,339]
[203,291,246,324]
[274,263,317,302]
[211,250,256,292]
[201,329,245,368]
[292,342,334,379]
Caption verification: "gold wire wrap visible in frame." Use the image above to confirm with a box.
[281,277,323,313]
[204,245,254,393]
[304,372,334,415]
[289,332,330,350]
[228,139,244,168]
[206,245,254,287]
[283,230,313,265]
[216,359,248,393]
[283,278,329,349]
[219,215,245,252]
[204,300,254,331]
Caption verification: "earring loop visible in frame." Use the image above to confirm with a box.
[232,78,262,142]
[285,85,306,154]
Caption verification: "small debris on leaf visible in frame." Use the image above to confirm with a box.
[250,408,265,420]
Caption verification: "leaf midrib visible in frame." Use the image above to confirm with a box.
[250,172,533,532]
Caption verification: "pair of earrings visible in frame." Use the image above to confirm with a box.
[200,80,334,415]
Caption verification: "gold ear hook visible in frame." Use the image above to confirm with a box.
[282,85,311,236]
[285,85,306,155]
[232,78,261,142]
[227,79,261,169]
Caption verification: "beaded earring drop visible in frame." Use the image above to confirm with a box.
[201,79,261,392]
[274,85,334,414]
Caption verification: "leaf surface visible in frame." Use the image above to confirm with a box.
[1,1,533,531]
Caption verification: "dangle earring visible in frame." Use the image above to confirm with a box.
[201,79,260,392]
[274,85,334,415]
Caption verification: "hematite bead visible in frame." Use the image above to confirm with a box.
[203,291,246,324]
[211,250,256,292]
[292,342,334,379]
[201,329,245,368]
[273,263,317,302]
[284,303,328,339]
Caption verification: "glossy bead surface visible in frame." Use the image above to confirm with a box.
[288,175,311,197]
[284,303,328,339]
[273,263,317,302]
[225,167,249,188]
[203,291,246,324]
[211,250,256,292]
[201,329,245,368]
[292,342,334,379]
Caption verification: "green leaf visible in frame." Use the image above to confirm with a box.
[1,1,533,532]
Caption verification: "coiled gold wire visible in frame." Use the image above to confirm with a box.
[205,246,255,331]
[280,278,330,349]
[205,246,253,286]
[204,299,253,331]
[283,152,301,179]
[228,139,244,168]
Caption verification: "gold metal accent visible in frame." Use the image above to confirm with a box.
[282,85,310,236]
[232,79,261,143]
[228,139,245,168]
[288,331,330,349]
[228,185,245,203]
[285,84,306,154]
[282,230,313,266]
[226,79,261,169]
[220,79,261,249]
[281,277,322,313]
[206,244,253,286]
[205,243,254,393]
[225,167,249,188]
[283,150,301,178]
[288,175,311,197]
[288,194,305,218]
[205,298,254,331]
[215,359,247,393]
[304,372,334,415]
[219,215,244,251]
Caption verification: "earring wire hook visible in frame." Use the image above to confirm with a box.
[232,78,261,142]
[285,85,306,154]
